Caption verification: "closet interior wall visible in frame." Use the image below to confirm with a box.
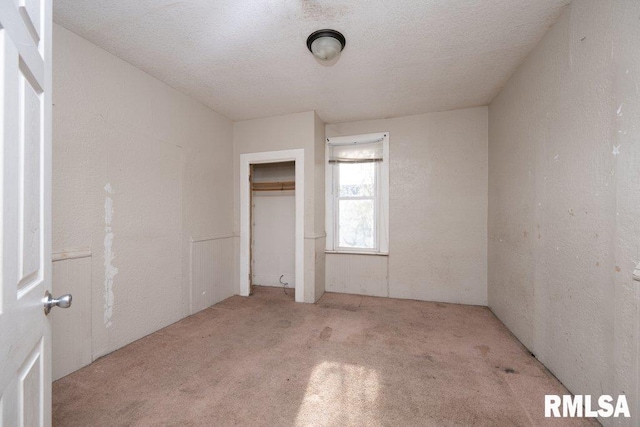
[251,162,296,291]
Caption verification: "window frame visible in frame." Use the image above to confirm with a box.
[325,132,389,255]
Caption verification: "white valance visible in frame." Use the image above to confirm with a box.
[328,138,383,163]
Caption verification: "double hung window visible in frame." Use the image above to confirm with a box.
[326,133,389,254]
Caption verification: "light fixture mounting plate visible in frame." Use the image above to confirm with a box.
[306,29,346,52]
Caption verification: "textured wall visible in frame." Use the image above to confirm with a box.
[326,107,488,305]
[251,192,295,287]
[191,237,235,313]
[53,24,235,370]
[325,254,388,297]
[313,112,327,301]
[51,255,92,381]
[488,0,639,423]
[611,0,640,420]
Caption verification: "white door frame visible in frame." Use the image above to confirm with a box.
[240,149,304,303]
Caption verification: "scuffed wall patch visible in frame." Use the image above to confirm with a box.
[103,183,118,327]
[612,145,620,157]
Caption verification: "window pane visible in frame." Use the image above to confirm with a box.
[338,199,375,249]
[338,163,375,197]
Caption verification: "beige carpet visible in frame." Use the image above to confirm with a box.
[53,286,598,426]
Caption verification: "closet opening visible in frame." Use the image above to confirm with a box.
[239,149,305,302]
[250,161,296,297]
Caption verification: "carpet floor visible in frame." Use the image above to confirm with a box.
[53,286,599,426]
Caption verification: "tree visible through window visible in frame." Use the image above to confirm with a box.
[337,162,376,249]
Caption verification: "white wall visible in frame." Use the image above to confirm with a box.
[325,254,388,297]
[52,24,235,378]
[314,112,327,301]
[51,255,91,380]
[488,0,639,424]
[252,163,296,288]
[233,112,325,302]
[326,107,488,305]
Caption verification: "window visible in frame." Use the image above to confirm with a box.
[326,132,389,254]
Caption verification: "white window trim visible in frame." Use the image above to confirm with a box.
[325,132,389,255]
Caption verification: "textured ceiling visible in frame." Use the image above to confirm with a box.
[53,0,569,123]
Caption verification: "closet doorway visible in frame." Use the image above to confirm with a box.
[239,149,305,302]
[250,161,296,296]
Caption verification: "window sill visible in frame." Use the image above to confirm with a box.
[325,250,389,256]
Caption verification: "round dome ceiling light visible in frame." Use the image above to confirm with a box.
[306,29,346,61]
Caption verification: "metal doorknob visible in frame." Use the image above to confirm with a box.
[43,291,72,315]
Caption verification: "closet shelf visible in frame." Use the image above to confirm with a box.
[252,181,295,192]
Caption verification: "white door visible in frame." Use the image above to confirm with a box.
[0,0,54,425]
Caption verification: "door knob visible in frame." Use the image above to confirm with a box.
[43,291,72,315]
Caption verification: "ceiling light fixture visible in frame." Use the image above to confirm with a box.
[306,29,346,62]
